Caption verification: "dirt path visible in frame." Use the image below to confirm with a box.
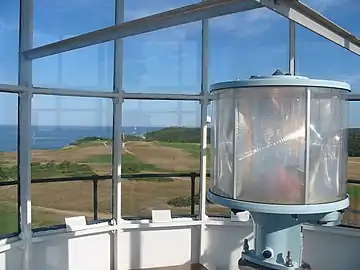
[349,160,360,164]
[123,142,135,156]
[0,199,110,220]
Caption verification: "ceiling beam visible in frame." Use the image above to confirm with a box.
[255,0,360,56]
[23,0,262,60]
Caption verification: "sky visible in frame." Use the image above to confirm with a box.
[0,0,360,127]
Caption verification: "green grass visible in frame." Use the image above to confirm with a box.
[0,167,17,181]
[0,161,96,181]
[145,126,211,144]
[83,153,163,173]
[123,153,165,173]
[32,161,95,178]
[69,136,111,147]
[0,202,71,233]
[156,142,201,158]
[131,177,174,182]
[84,154,113,164]
[0,203,18,235]
[167,194,200,207]
[348,185,360,198]
[156,142,211,165]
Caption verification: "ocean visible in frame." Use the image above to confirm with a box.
[0,125,161,152]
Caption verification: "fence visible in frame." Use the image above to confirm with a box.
[0,173,359,231]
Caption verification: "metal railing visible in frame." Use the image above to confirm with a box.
[0,172,205,223]
[0,173,359,230]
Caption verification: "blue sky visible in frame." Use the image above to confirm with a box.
[0,0,359,127]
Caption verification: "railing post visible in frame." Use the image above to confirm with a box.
[93,179,99,220]
[190,172,196,216]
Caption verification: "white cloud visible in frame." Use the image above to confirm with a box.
[0,19,18,33]
[35,0,112,10]
[210,7,277,37]
[124,5,276,41]
[337,74,360,86]
[125,6,174,21]
[303,0,346,12]
[209,0,351,38]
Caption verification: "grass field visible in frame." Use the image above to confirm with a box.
[0,138,359,235]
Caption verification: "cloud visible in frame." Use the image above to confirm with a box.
[125,6,175,21]
[124,4,276,41]
[35,0,112,10]
[123,1,201,42]
[210,7,278,38]
[0,19,18,33]
[124,0,199,20]
[209,0,350,38]
[337,74,360,86]
[303,0,347,12]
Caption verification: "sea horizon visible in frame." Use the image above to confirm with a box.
[0,125,164,152]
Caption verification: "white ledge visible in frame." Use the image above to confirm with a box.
[0,236,23,253]
[120,218,202,230]
[205,217,253,227]
[303,224,360,237]
[0,218,358,249]
[32,222,116,242]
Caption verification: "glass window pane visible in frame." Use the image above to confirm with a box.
[123,23,202,94]
[345,101,360,227]
[296,25,360,87]
[0,93,18,236]
[301,0,360,34]
[208,8,289,85]
[32,42,114,91]
[124,0,199,21]
[34,0,115,46]
[296,25,360,227]
[121,99,200,218]
[0,1,19,85]
[31,95,113,229]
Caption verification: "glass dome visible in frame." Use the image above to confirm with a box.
[210,75,350,205]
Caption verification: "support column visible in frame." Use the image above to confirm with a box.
[289,20,296,75]
[199,5,209,266]
[112,0,124,269]
[18,1,34,270]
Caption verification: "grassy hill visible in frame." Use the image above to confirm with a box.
[0,132,218,234]
[144,126,211,144]
[120,127,360,156]
[0,126,359,233]
[349,128,360,157]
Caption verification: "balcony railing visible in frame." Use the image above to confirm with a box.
[0,173,359,233]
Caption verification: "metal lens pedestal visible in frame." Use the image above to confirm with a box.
[207,191,350,270]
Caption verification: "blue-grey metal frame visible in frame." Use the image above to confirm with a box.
[0,1,357,269]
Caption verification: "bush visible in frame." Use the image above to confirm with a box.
[145,127,211,144]
[131,178,174,182]
[167,194,199,207]
[0,167,17,181]
[122,153,161,173]
[70,136,110,146]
